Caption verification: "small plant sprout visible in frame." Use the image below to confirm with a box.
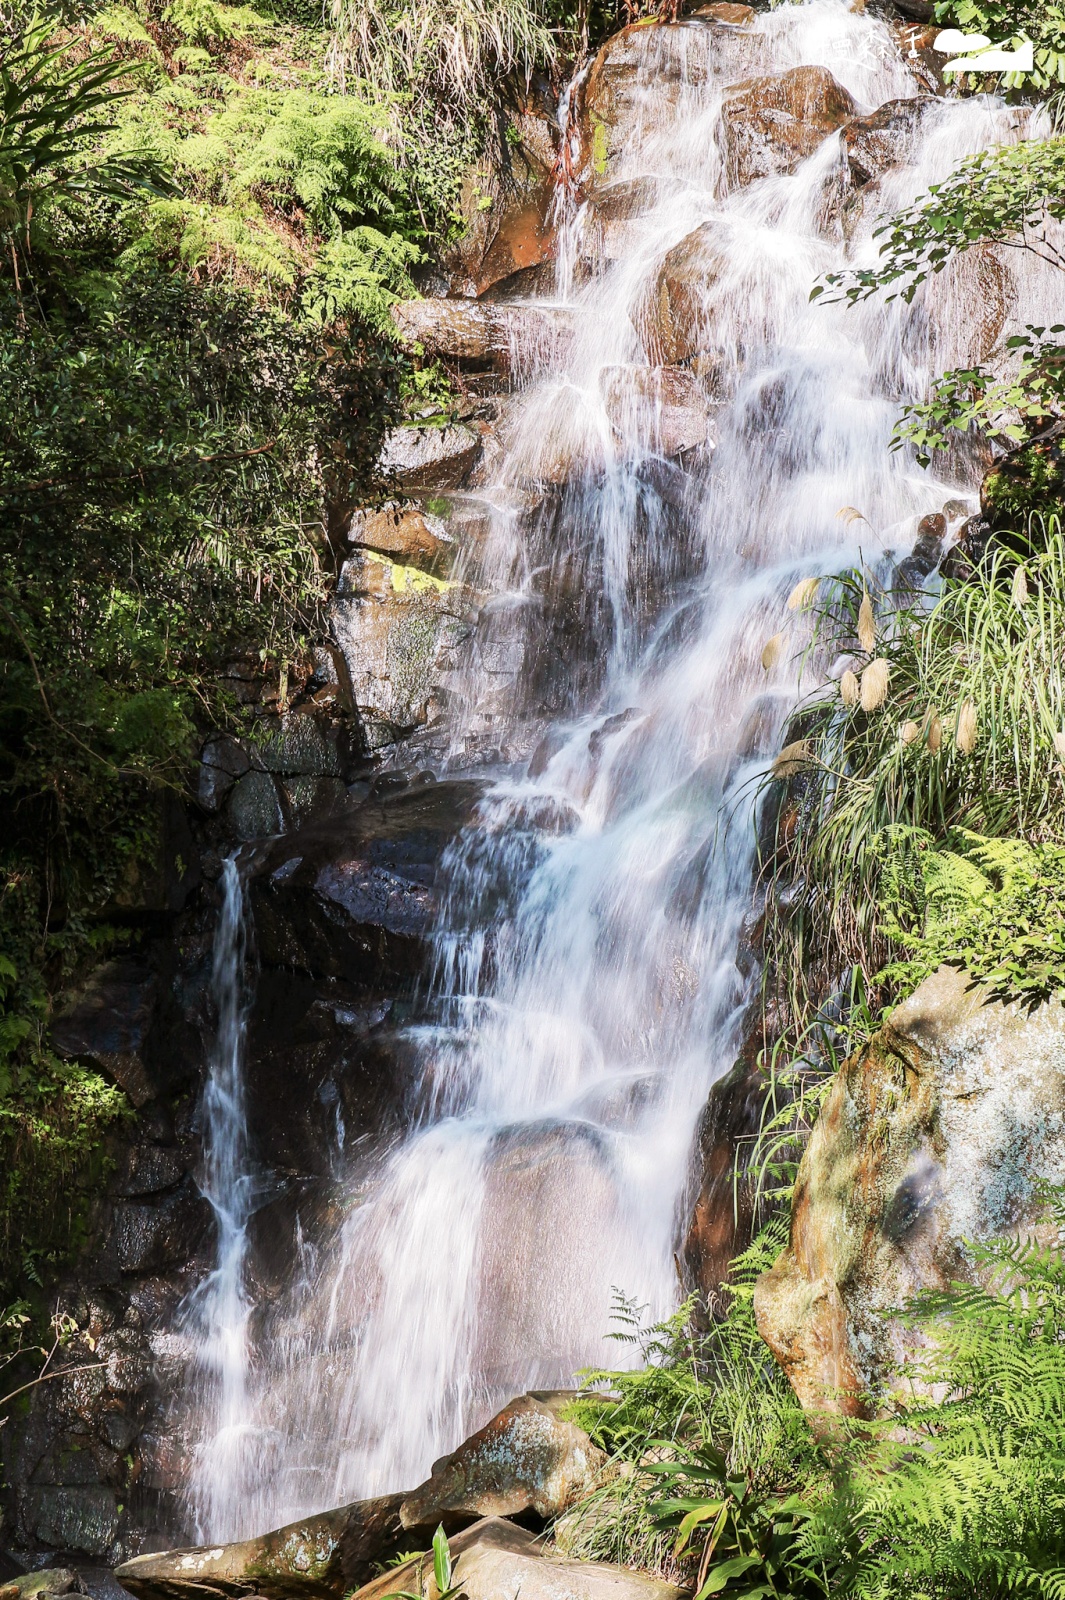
[381,1526,463,1600]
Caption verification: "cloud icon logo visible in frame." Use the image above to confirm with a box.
[933,26,1035,76]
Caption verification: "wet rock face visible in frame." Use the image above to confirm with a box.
[720,66,857,190]
[754,968,1065,1417]
[601,365,711,456]
[332,548,478,750]
[399,1393,605,1528]
[843,97,939,187]
[639,225,725,364]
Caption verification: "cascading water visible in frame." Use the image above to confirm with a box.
[182,857,257,1543]
[179,0,1061,1541]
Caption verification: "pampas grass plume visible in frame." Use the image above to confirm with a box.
[773,739,810,778]
[860,658,890,711]
[955,699,978,754]
[1011,565,1029,609]
[1053,731,1065,764]
[762,632,785,670]
[900,719,919,746]
[840,669,860,707]
[926,710,942,752]
[857,593,875,653]
[787,577,820,611]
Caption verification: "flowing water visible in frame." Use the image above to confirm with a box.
[182,0,1059,1541]
[182,858,257,1542]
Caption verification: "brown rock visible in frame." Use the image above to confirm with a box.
[754,968,1065,1417]
[720,66,857,190]
[694,2,754,21]
[843,97,940,187]
[638,222,726,365]
[441,111,558,297]
[352,1518,685,1600]
[392,301,498,362]
[399,1393,605,1528]
[601,365,711,455]
[350,504,455,575]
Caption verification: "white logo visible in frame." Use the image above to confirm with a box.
[933,26,1035,76]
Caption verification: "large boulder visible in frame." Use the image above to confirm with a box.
[114,1495,411,1600]
[399,1392,605,1527]
[754,967,1065,1417]
[441,105,559,297]
[720,66,857,190]
[351,1518,685,1600]
[349,503,457,576]
[843,96,940,187]
[637,223,726,365]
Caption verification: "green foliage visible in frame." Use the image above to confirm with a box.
[934,0,1065,91]
[382,1525,461,1600]
[874,825,1065,1007]
[560,1242,829,1585]
[797,1188,1065,1599]
[893,327,1065,466]
[814,138,1065,307]
[761,530,1065,1020]
[0,16,172,263]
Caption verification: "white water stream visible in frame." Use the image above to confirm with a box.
[182,0,1059,1542]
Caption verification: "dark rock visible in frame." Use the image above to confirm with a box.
[249,781,484,989]
[399,1393,605,1528]
[109,1146,185,1198]
[98,1183,210,1279]
[683,1054,769,1307]
[51,961,158,1108]
[227,770,285,841]
[21,1485,119,1559]
[896,510,947,587]
[939,513,995,580]
[892,0,934,20]
[105,794,201,917]
[197,737,251,814]
[720,66,857,190]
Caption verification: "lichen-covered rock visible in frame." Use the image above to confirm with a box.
[720,66,857,190]
[332,548,477,746]
[2,1569,78,1598]
[399,1392,605,1527]
[754,967,1065,1417]
[352,1518,685,1600]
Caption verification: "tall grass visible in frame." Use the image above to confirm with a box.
[764,518,1065,1023]
[327,0,555,110]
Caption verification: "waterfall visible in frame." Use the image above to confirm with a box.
[182,857,256,1543]
[176,0,1060,1540]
